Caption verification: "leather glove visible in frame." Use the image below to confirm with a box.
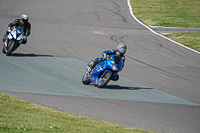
[7,27,11,33]
[102,53,107,59]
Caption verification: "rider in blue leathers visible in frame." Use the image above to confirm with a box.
[87,43,127,81]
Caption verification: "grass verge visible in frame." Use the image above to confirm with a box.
[165,32,200,52]
[130,0,200,52]
[130,0,200,28]
[0,93,155,133]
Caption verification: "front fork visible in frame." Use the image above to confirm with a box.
[4,36,20,52]
[4,36,11,51]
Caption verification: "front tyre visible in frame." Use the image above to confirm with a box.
[82,72,91,85]
[97,71,112,88]
[6,40,16,56]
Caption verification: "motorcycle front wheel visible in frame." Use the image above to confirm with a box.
[82,72,91,85]
[97,71,112,88]
[6,40,16,56]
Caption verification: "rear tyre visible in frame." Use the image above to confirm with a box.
[82,72,91,85]
[97,71,112,88]
[6,40,16,56]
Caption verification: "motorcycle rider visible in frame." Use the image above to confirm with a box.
[87,43,127,80]
[2,14,31,47]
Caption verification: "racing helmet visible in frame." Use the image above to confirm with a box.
[117,43,127,54]
[20,14,29,25]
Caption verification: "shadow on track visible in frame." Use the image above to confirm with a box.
[11,53,53,57]
[103,85,153,90]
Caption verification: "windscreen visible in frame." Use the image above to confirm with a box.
[113,55,122,65]
[15,27,24,33]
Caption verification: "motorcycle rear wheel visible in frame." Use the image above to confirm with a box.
[6,40,16,56]
[97,71,112,88]
[82,72,91,85]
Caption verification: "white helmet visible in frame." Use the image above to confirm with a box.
[20,14,29,24]
[117,43,127,54]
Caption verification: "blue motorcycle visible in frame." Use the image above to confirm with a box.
[2,27,25,56]
[82,55,122,88]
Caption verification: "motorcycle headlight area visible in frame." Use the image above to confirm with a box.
[11,31,16,39]
[111,64,118,71]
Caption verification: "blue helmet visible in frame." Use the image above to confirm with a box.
[117,43,127,54]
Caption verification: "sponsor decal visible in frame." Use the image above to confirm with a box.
[96,66,103,72]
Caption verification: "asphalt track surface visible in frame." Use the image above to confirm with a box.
[0,0,200,133]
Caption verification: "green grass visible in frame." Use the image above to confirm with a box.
[0,94,155,133]
[130,0,200,52]
[130,0,200,28]
[165,32,200,52]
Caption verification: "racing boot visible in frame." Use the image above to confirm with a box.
[2,35,6,54]
[2,44,6,54]
[2,33,7,43]
[2,36,6,43]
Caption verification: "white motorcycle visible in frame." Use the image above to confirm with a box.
[2,27,25,56]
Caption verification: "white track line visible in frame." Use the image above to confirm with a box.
[127,0,200,55]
